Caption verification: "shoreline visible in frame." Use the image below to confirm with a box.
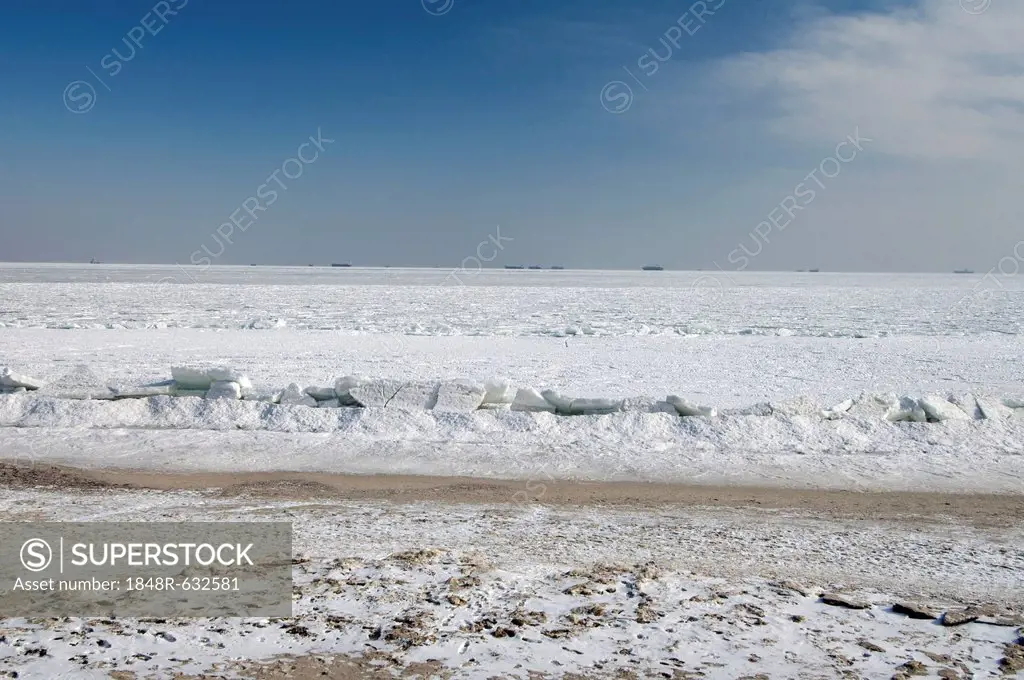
[3,461,1022,525]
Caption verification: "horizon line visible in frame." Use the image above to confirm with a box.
[0,261,995,275]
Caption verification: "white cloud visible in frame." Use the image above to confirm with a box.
[716,0,1024,162]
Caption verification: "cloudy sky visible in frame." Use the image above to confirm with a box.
[1,0,1020,271]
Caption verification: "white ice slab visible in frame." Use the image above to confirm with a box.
[433,380,486,411]
[0,367,44,390]
[348,380,440,409]
[666,395,717,417]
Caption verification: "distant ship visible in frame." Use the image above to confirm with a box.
[331,263,351,267]
[551,265,565,270]
[89,258,100,264]
[528,265,543,270]
[954,268,974,274]
[505,265,525,270]
[809,268,820,273]
[642,265,664,271]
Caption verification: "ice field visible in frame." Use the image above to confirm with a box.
[1,263,1022,491]
[2,263,1023,338]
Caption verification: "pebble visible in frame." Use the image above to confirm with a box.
[821,593,871,610]
[941,610,980,626]
[892,602,937,620]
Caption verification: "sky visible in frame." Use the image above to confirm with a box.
[0,0,1021,272]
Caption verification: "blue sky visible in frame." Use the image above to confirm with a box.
[1,0,1021,271]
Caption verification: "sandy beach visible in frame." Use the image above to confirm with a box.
[3,461,1022,526]
[2,460,1022,678]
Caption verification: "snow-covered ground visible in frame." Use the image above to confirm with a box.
[2,394,1024,492]
[0,488,1021,679]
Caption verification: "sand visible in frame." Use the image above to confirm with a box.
[2,460,1022,679]
[2,461,1021,527]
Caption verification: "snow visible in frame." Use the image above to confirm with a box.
[10,361,1015,433]
[33,364,114,400]
[3,264,1023,338]
[0,487,1021,679]
[1,389,1023,492]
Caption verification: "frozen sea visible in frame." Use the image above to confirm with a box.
[1,263,1022,491]
[1,263,1022,338]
